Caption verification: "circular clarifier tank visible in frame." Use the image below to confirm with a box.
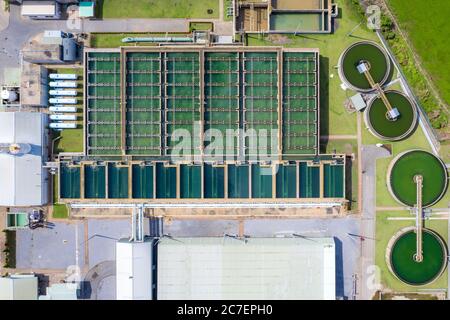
[365,90,417,140]
[388,150,448,208]
[338,41,390,92]
[387,227,447,286]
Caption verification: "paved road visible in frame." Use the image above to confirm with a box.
[359,144,391,300]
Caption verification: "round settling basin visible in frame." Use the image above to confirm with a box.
[387,228,447,286]
[365,90,417,140]
[388,150,448,207]
[339,41,390,92]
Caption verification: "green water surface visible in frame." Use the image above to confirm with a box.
[390,150,447,207]
[391,230,446,285]
[341,42,389,90]
[368,91,416,139]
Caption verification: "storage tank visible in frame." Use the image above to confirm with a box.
[49,114,77,121]
[49,90,77,96]
[49,81,77,88]
[1,89,18,102]
[49,122,77,129]
[49,73,78,80]
[49,106,77,113]
[49,98,77,104]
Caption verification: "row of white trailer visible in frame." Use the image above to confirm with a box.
[49,74,79,129]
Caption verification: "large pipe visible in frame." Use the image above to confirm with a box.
[122,36,193,43]
[414,174,423,263]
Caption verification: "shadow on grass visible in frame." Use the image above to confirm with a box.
[319,55,330,152]
[95,0,104,19]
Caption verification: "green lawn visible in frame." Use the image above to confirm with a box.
[375,211,448,291]
[52,175,69,219]
[386,0,450,106]
[189,22,214,32]
[53,128,84,153]
[98,0,219,19]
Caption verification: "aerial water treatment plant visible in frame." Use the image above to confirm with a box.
[338,40,450,287]
[338,41,417,141]
[56,46,347,206]
[386,150,449,286]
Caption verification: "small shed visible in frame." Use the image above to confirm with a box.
[350,93,367,111]
[62,38,78,61]
[79,2,95,18]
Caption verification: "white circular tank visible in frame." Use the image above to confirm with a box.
[1,90,18,102]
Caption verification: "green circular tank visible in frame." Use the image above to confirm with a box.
[365,91,417,140]
[388,150,448,207]
[338,41,390,92]
[387,228,447,286]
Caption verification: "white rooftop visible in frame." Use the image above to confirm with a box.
[116,240,153,300]
[157,237,336,300]
[0,112,48,206]
[0,274,38,300]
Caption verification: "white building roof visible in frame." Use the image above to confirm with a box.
[21,1,56,16]
[350,93,366,111]
[157,237,336,300]
[116,240,153,300]
[0,112,47,206]
[0,275,38,300]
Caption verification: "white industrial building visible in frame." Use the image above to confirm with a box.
[0,274,38,300]
[116,239,153,300]
[0,112,48,207]
[115,237,336,300]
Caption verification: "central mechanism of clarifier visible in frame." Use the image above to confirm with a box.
[356,60,400,121]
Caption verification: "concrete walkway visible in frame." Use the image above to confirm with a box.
[359,144,391,300]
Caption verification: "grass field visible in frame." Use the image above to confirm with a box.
[98,0,219,19]
[189,22,214,32]
[387,0,450,107]
[52,175,69,219]
[375,211,448,291]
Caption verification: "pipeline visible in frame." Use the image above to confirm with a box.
[122,37,193,43]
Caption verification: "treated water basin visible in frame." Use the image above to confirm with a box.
[270,13,322,31]
[84,165,106,199]
[60,164,81,199]
[132,164,154,199]
[340,41,390,91]
[390,229,447,286]
[366,91,417,140]
[389,150,447,207]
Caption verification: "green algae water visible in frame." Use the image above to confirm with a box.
[367,91,416,140]
[389,150,447,207]
[340,41,390,90]
[390,229,447,285]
